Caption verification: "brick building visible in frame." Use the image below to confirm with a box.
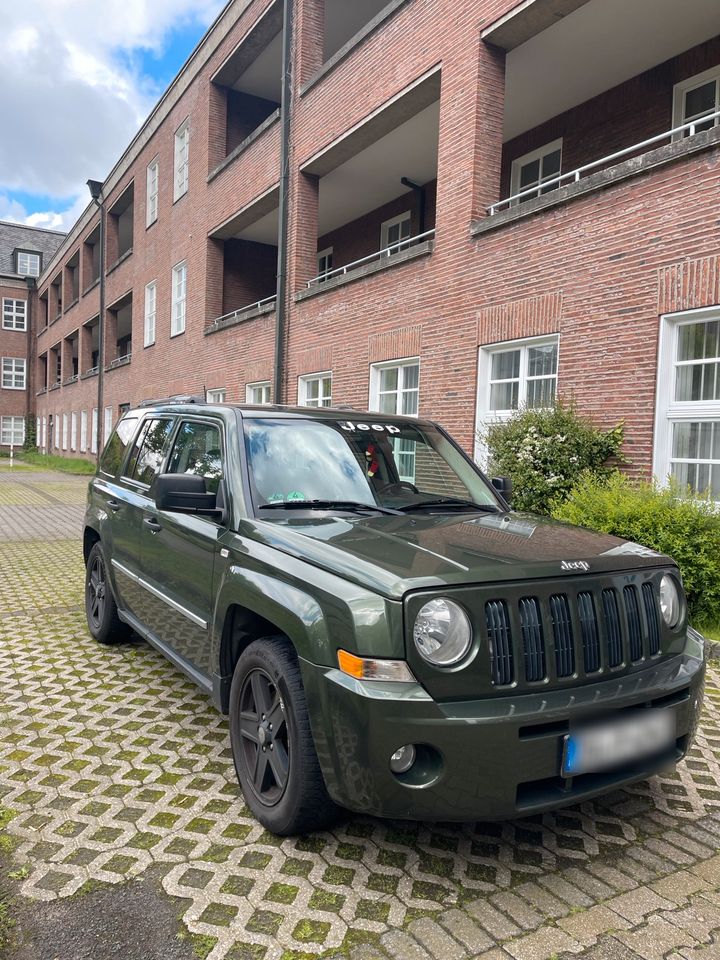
[0,221,65,449]
[29,0,720,497]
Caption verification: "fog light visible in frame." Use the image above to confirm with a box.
[389,744,416,774]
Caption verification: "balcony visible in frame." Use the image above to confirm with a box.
[477,0,720,233]
[296,69,439,298]
[105,294,132,369]
[209,0,282,177]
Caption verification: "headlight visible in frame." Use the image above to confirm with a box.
[413,598,472,666]
[659,574,682,628]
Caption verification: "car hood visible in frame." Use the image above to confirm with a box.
[247,510,672,599]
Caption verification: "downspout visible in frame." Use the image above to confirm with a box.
[273,0,293,404]
[24,277,35,431]
[88,185,106,460]
[401,177,426,234]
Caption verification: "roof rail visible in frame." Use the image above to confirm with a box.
[137,393,206,408]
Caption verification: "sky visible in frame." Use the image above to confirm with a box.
[0,0,226,232]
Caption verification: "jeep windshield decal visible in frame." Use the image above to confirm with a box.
[243,417,501,516]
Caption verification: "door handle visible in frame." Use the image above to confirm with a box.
[107,499,121,512]
[144,517,162,533]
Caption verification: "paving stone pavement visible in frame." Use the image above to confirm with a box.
[0,467,719,960]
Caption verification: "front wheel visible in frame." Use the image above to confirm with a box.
[229,637,338,835]
[85,542,131,645]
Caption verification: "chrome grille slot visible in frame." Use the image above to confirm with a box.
[642,582,661,655]
[550,594,575,677]
[578,591,600,673]
[519,597,545,682]
[602,588,623,667]
[485,600,514,686]
[624,585,643,661]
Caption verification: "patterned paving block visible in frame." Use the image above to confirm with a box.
[2,470,720,959]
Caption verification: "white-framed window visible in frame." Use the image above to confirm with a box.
[103,406,113,445]
[16,251,40,277]
[80,410,88,453]
[672,66,720,140]
[475,334,559,462]
[246,381,272,405]
[146,157,159,226]
[54,415,59,449]
[41,416,47,450]
[62,413,68,451]
[380,212,411,252]
[206,388,226,403]
[298,372,332,407]
[369,358,420,417]
[174,119,190,201]
[0,416,24,446]
[171,261,187,336]
[2,357,26,389]
[654,306,720,499]
[144,281,157,346]
[369,358,420,482]
[91,407,99,454]
[70,412,77,451]
[2,298,27,330]
[510,139,563,203]
[317,247,333,280]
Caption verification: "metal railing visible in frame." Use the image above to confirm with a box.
[108,353,132,370]
[489,109,720,215]
[211,295,277,327]
[306,229,436,287]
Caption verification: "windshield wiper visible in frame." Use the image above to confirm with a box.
[259,499,404,516]
[398,498,501,513]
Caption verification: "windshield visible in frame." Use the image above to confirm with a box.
[243,417,501,513]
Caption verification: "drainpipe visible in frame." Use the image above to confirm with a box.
[273,0,293,405]
[401,177,425,234]
[87,179,105,460]
[24,277,35,430]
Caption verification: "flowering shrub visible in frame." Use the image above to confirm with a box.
[482,402,624,515]
[553,472,720,625]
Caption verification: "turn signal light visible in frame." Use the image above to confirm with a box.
[337,649,415,682]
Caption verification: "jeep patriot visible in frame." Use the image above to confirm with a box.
[83,399,705,834]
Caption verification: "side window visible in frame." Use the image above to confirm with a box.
[166,420,224,493]
[125,418,174,487]
[99,416,139,476]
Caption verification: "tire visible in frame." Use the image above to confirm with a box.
[85,541,131,645]
[229,636,338,835]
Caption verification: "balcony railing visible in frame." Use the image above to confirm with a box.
[107,353,132,371]
[81,366,99,380]
[306,229,436,287]
[489,109,720,215]
[212,296,277,327]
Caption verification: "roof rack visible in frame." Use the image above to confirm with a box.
[137,393,206,408]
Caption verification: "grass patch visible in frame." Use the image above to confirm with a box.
[699,622,720,644]
[14,451,95,475]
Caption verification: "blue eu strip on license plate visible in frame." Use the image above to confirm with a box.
[562,709,675,777]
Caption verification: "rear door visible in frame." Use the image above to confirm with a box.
[91,414,142,613]
[137,416,225,673]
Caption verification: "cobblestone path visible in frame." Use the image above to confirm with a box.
[1,466,719,960]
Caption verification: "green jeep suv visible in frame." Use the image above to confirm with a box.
[83,398,705,835]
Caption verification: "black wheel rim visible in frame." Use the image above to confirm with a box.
[238,668,290,806]
[87,553,106,629]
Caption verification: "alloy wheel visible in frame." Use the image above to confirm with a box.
[238,668,289,805]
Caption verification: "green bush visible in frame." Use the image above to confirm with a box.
[482,402,624,515]
[552,472,720,625]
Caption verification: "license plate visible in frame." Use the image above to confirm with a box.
[562,709,675,777]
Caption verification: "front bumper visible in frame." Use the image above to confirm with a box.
[300,639,705,821]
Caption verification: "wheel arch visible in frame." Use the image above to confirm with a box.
[83,525,101,564]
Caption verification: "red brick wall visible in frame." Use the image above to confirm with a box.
[222,239,277,315]
[0,281,29,431]
[226,91,280,154]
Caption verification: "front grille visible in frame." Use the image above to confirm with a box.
[487,578,665,686]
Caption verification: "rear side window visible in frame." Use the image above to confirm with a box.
[166,420,224,493]
[124,418,174,487]
[99,416,139,476]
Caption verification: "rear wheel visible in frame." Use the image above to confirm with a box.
[229,636,338,835]
[85,541,131,645]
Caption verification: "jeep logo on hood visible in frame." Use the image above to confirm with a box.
[561,560,590,572]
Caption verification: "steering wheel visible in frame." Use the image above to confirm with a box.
[377,480,418,495]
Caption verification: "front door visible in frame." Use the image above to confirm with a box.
[138,417,225,674]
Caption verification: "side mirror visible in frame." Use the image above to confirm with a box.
[491,476,512,507]
[155,473,219,516]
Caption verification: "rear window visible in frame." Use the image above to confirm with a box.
[99,416,139,477]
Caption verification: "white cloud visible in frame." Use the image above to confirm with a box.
[0,0,224,228]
